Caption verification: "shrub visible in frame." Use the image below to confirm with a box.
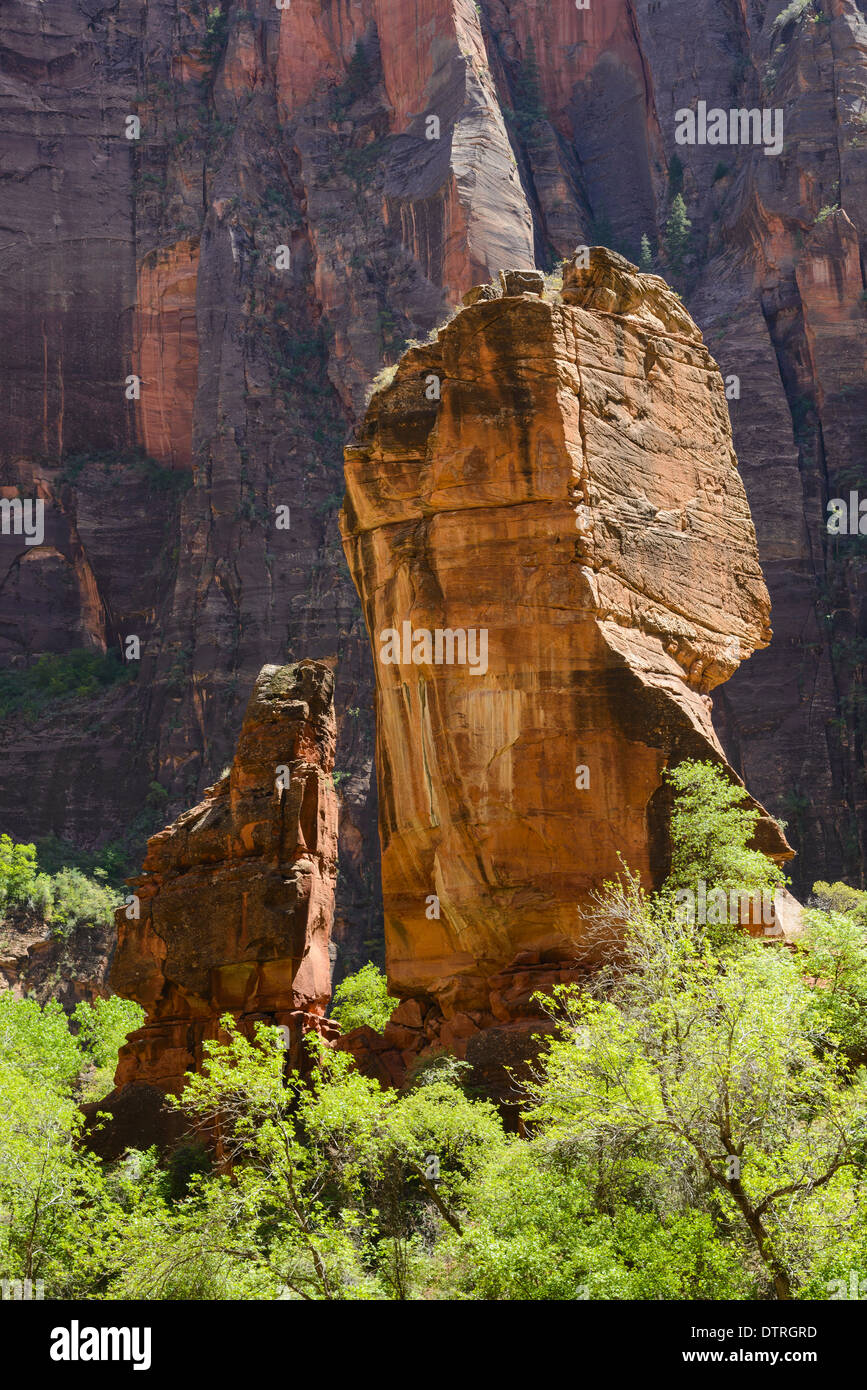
[811,879,867,923]
[0,834,40,910]
[46,868,117,936]
[331,962,396,1032]
[364,362,398,404]
[72,996,145,1071]
[799,907,867,1051]
[0,649,133,722]
[772,0,813,33]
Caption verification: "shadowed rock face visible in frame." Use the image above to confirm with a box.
[340,248,792,1072]
[111,660,339,1096]
[1,0,866,976]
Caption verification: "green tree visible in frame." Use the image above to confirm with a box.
[799,904,867,1053]
[0,834,39,910]
[442,1140,750,1299]
[155,1019,504,1300]
[331,962,396,1032]
[0,994,120,1293]
[664,193,692,272]
[512,35,545,138]
[0,832,120,929]
[665,759,784,900]
[668,153,684,197]
[48,867,117,935]
[73,995,145,1102]
[73,995,144,1070]
[639,232,654,272]
[811,879,867,925]
[514,883,867,1299]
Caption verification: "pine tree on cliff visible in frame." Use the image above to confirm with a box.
[346,39,370,99]
[513,36,545,137]
[639,233,654,272]
[664,194,692,273]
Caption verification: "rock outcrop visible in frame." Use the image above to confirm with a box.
[2,0,866,985]
[111,660,339,1097]
[340,248,792,1082]
[0,911,114,1013]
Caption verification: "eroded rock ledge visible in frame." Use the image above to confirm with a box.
[110,660,339,1099]
[340,246,793,1089]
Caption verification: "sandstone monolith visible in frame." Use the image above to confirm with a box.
[340,246,793,1083]
[110,660,339,1101]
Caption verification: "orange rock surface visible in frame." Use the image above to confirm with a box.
[133,238,200,470]
[111,660,339,1096]
[340,247,792,1075]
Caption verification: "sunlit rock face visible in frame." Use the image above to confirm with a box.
[340,247,792,1076]
[111,660,339,1097]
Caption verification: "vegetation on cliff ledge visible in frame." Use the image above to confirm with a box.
[0,650,134,723]
[0,834,118,936]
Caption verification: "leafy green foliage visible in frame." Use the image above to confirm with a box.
[0,833,119,936]
[772,0,813,33]
[812,880,867,923]
[0,649,133,722]
[799,895,867,1053]
[201,5,229,63]
[510,35,546,141]
[331,962,396,1033]
[0,834,40,912]
[47,868,118,936]
[34,833,129,888]
[445,880,867,1300]
[0,993,137,1291]
[665,759,785,898]
[57,448,192,496]
[110,1019,505,1301]
[3,760,867,1299]
[73,995,144,1070]
[0,992,83,1090]
[72,995,145,1103]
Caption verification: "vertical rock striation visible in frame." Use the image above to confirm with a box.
[2,0,867,979]
[340,248,792,1080]
[111,660,339,1097]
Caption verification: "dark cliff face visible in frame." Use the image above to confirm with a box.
[0,0,865,963]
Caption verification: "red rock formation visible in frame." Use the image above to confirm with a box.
[111,661,339,1095]
[0,911,113,1013]
[134,238,200,470]
[2,0,867,991]
[340,249,793,1086]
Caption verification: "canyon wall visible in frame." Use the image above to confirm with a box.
[0,912,114,1013]
[339,250,792,1078]
[110,660,339,1097]
[1,0,866,980]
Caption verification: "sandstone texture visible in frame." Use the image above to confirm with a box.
[340,248,792,1079]
[0,911,114,1013]
[1,0,866,988]
[111,660,339,1095]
